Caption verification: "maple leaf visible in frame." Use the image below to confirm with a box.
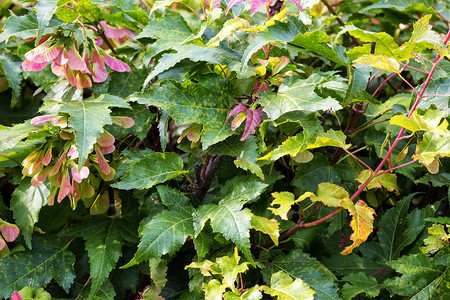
[225,0,303,16]
[227,103,264,141]
[340,199,376,255]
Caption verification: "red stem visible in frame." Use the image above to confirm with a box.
[377,159,418,176]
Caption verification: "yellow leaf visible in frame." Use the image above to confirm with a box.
[355,54,400,73]
[340,199,376,255]
[269,192,314,220]
[251,215,280,246]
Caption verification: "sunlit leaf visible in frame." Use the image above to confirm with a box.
[310,182,349,207]
[251,215,280,246]
[356,170,399,192]
[269,192,313,220]
[261,270,315,300]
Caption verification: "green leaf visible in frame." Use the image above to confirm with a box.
[251,215,280,246]
[137,13,194,56]
[262,270,315,300]
[260,75,342,120]
[361,0,436,14]
[60,94,131,168]
[269,192,313,220]
[146,258,168,298]
[34,0,58,45]
[0,235,75,298]
[108,66,148,99]
[208,135,260,162]
[322,254,386,277]
[129,76,235,148]
[310,182,349,207]
[193,232,214,261]
[10,182,50,249]
[289,31,346,65]
[0,52,22,106]
[0,14,60,43]
[385,254,446,297]
[264,250,339,300]
[144,44,255,85]
[417,77,450,115]
[123,186,194,267]
[241,19,302,72]
[0,121,43,152]
[375,194,416,261]
[341,272,382,299]
[292,154,357,193]
[65,217,138,299]
[356,170,399,192]
[111,152,187,190]
[195,201,253,260]
[77,279,116,300]
[346,28,399,62]
[234,158,265,180]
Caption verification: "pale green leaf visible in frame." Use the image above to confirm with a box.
[34,0,58,44]
[259,133,306,161]
[341,272,382,299]
[0,14,60,43]
[234,158,265,180]
[224,287,263,299]
[0,235,75,298]
[65,217,138,299]
[262,270,315,300]
[362,0,436,14]
[193,232,214,261]
[129,76,235,149]
[0,52,22,106]
[123,186,194,267]
[60,94,131,168]
[0,121,43,152]
[356,170,399,192]
[346,29,398,62]
[251,215,280,246]
[306,129,349,150]
[111,152,187,190]
[310,182,349,207]
[11,182,50,249]
[417,77,450,115]
[260,76,342,120]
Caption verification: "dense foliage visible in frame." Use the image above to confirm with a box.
[0,0,449,299]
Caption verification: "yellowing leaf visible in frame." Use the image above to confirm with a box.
[206,18,249,47]
[251,215,280,246]
[261,270,315,300]
[356,170,399,192]
[306,129,349,150]
[355,54,400,73]
[203,279,226,300]
[421,224,450,255]
[186,260,219,277]
[340,199,376,255]
[413,132,450,173]
[310,182,350,207]
[217,248,249,291]
[389,110,449,136]
[269,192,314,220]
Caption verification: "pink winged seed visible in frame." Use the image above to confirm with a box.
[1,223,20,242]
